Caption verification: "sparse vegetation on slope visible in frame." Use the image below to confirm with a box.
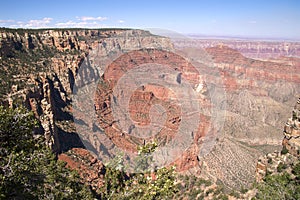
[253,159,300,199]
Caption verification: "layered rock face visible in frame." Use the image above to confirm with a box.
[91,48,212,172]
[170,44,299,189]
[176,37,300,59]
[256,98,300,182]
[282,98,300,156]
[203,46,299,145]
[1,28,299,190]
[0,28,172,152]
[58,148,106,192]
[73,39,299,188]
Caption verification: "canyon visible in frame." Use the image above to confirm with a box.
[177,36,300,59]
[0,28,299,191]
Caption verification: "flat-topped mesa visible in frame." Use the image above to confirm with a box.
[0,28,155,52]
[205,45,300,86]
[0,27,173,100]
[175,38,300,59]
[206,45,247,64]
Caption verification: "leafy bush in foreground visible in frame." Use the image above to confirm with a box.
[0,106,94,199]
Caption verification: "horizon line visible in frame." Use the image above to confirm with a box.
[1,26,299,42]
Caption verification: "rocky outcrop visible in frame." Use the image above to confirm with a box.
[256,97,300,182]
[89,48,211,173]
[58,148,105,192]
[282,98,300,156]
[202,45,299,145]
[0,28,173,153]
[1,28,299,190]
[184,44,299,189]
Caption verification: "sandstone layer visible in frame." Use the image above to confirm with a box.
[0,28,299,189]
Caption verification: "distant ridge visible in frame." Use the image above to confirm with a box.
[185,33,300,42]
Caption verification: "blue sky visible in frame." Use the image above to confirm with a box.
[0,0,299,39]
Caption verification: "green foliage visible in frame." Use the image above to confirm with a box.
[240,186,248,194]
[176,174,216,199]
[99,142,178,200]
[3,106,300,200]
[124,166,178,200]
[135,141,158,172]
[255,164,300,200]
[100,154,128,199]
[292,162,300,179]
[0,106,94,199]
[137,141,158,154]
[206,188,214,196]
[229,190,240,198]
[277,162,287,173]
[267,157,273,164]
[0,106,37,153]
[281,146,289,155]
[218,194,229,200]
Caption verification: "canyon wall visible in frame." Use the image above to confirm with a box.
[256,97,300,183]
[0,28,173,152]
[176,37,300,59]
[0,28,299,189]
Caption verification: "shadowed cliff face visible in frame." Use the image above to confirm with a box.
[0,28,173,152]
[0,28,299,189]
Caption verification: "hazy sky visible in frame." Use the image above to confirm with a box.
[0,0,299,39]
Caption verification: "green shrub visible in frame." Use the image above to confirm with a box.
[277,162,287,173]
[267,157,273,164]
[99,142,178,200]
[281,146,289,155]
[0,106,94,199]
[292,162,300,179]
[255,171,300,199]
